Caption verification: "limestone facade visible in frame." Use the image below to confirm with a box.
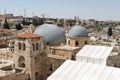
[0,31,90,80]
[14,33,43,80]
[67,37,90,47]
[40,37,90,79]
[107,55,120,68]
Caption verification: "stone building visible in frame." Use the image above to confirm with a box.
[0,53,26,80]
[0,23,90,80]
[107,54,120,68]
[0,29,12,48]
[34,23,90,79]
[14,33,43,80]
[67,25,90,47]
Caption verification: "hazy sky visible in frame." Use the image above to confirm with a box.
[0,0,120,20]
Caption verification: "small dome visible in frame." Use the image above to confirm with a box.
[34,24,65,46]
[68,25,88,37]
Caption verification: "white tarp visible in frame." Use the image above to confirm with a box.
[76,45,113,65]
[47,60,120,80]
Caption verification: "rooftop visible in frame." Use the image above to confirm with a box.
[0,59,13,68]
[0,48,10,54]
[16,33,41,39]
[0,29,10,34]
[47,54,67,60]
[51,45,80,51]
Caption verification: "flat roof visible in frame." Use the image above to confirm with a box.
[0,59,13,68]
[0,48,10,54]
[51,45,80,51]
[0,69,15,77]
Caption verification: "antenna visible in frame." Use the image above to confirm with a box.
[4,8,6,15]
[32,12,34,17]
[24,9,26,17]
[42,14,45,18]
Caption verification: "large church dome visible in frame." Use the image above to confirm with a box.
[34,24,65,46]
[68,25,88,38]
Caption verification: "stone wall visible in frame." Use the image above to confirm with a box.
[107,55,120,68]
[67,37,90,47]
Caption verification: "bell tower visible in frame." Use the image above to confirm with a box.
[13,33,43,80]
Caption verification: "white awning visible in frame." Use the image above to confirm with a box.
[47,60,120,80]
[76,45,113,65]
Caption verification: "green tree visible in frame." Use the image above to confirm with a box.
[38,18,44,25]
[32,19,38,26]
[107,27,112,36]
[22,18,26,25]
[22,18,31,25]
[3,18,10,29]
[16,23,23,30]
[94,24,102,32]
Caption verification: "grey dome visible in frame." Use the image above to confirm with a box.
[34,24,65,46]
[68,25,88,37]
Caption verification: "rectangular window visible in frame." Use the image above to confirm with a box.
[18,43,21,50]
[32,44,35,51]
[36,43,38,50]
[23,43,26,51]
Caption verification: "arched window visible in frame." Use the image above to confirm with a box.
[36,43,38,50]
[52,50,55,55]
[116,39,119,41]
[23,43,26,51]
[18,56,25,68]
[114,63,117,67]
[35,72,38,79]
[85,40,88,44]
[18,43,21,50]
[75,41,79,46]
[32,43,35,51]
[20,63,25,68]
[26,73,31,80]
[50,64,53,71]
[68,40,70,45]
[71,54,75,60]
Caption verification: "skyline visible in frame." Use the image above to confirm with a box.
[0,0,120,21]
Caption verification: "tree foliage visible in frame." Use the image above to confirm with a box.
[16,23,23,30]
[32,18,44,26]
[94,24,103,32]
[3,18,10,29]
[32,19,38,26]
[22,18,31,25]
[107,27,112,36]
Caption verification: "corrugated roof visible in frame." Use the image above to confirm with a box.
[47,60,120,80]
[76,45,113,65]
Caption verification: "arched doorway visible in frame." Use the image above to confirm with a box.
[85,40,88,44]
[18,56,25,68]
[75,41,79,46]
[50,64,53,71]
[26,73,31,80]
